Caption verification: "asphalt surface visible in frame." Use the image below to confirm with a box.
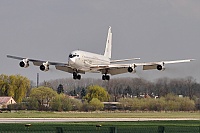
[0,118,199,123]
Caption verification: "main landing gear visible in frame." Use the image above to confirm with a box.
[72,72,110,81]
[73,72,81,80]
[102,74,110,81]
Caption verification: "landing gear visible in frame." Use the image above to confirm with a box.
[73,72,81,80]
[102,74,110,81]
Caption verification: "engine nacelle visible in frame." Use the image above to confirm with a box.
[157,62,165,71]
[19,59,29,68]
[128,65,136,73]
[40,61,49,71]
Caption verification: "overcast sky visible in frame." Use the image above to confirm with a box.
[1,0,200,84]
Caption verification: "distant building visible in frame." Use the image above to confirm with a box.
[0,97,16,109]
[103,102,121,110]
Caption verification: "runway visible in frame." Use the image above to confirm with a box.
[0,118,199,123]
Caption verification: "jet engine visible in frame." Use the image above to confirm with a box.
[128,64,136,73]
[157,62,165,71]
[40,61,49,71]
[19,59,29,68]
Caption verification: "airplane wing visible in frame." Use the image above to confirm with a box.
[7,55,67,66]
[7,55,73,73]
[135,59,195,70]
[90,59,195,75]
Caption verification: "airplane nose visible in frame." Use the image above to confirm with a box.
[69,58,76,65]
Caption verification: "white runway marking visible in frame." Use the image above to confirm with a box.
[0,118,199,123]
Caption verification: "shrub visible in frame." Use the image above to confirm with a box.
[88,98,104,111]
[118,94,195,111]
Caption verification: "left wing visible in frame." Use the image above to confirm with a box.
[90,59,195,75]
[135,59,195,71]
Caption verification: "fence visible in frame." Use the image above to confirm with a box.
[0,124,199,133]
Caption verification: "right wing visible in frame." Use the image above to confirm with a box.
[7,55,67,66]
[7,55,75,73]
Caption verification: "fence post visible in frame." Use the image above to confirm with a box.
[56,127,63,133]
[158,126,165,133]
[199,126,200,133]
[25,124,31,131]
[110,127,117,133]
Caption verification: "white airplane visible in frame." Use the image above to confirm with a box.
[7,26,195,80]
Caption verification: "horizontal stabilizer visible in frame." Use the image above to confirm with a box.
[111,58,140,63]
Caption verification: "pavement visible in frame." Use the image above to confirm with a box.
[0,118,199,123]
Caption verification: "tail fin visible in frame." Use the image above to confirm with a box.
[104,26,112,59]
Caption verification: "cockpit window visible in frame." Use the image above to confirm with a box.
[69,54,74,58]
[69,54,79,58]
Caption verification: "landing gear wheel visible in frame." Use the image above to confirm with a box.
[77,74,81,80]
[73,72,81,80]
[128,67,133,73]
[102,75,106,80]
[73,72,77,79]
[102,74,110,81]
[106,75,110,80]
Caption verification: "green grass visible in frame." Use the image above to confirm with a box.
[0,111,199,132]
[0,111,199,118]
[0,121,199,133]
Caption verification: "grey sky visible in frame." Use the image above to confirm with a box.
[1,0,200,83]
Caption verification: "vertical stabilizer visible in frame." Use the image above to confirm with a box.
[104,26,112,59]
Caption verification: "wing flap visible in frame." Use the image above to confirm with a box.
[33,62,42,66]
[90,64,129,75]
[108,67,128,75]
[55,65,74,73]
[55,65,85,74]
[143,65,157,70]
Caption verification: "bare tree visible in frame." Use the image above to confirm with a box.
[184,76,196,100]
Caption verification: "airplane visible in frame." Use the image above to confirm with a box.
[7,26,195,80]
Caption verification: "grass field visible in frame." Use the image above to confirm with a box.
[0,111,199,118]
[0,121,199,133]
[0,111,199,132]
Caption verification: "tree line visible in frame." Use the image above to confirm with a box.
[42,76,199,102]
[8,85,108,111]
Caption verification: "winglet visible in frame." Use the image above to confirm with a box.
[190,59,196,61]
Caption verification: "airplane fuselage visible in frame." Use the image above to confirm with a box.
[68,50,110,72]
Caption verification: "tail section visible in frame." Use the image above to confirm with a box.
[104,26,112,59]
